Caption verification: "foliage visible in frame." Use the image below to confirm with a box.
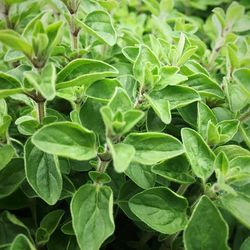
[0,0,250,249]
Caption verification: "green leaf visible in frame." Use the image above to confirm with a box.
[0,30,33,57]
[0,211,31,247]
[155,66,187,90]
[215,145,250,161]
[10,234,35,250]
[217,119,240,144]
[240,237,250,250]
[117,180,142,221]
[133,44,160,84]
[186,73,224,99]
[233,68,250,93]
[226,1,245,26]
[86,79,121,101]
[56,59,118,89]
[198,101,217,140]
[24,63,56,100]
[149,85,200,110]
[146,108,166,132]
[24,139,62,205]
[125,162,156,189]
[76,10,117,46]
[88,171,111,184]
[207,120,220,145]
[181,128,215,180]
[124,132,184,165]
[108,87,132,113]
[226,81,250,112]
[36,210,64,245]
[0,144,15,171]
[79,98,105,139]
[220,193,250,229]
[215,152,229,176]
[121,109,144,134]
[32,122,97,161]
[145,94,171,124]
[129,187,188,234]
[45,21,64,51]
[71,184,115,250]
[122,46,139,62]
[0,158,25,199]
[0,72,23,99]
[107,139,135,173]
[184,196,229,250]
[152,155,195,184]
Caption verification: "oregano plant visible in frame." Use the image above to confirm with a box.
[0,0,250,249]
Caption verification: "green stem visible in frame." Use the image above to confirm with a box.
[208,25,231,71]
[239,124,250,150]
[37,101,46,124]
[176,184,189,196]
[240,108,250,122]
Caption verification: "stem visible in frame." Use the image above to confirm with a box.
[239,125,250,150]
[208,25,231,71]
[37,101,46,124]
[97,159,110,173]
[134,84,145,108]
[70,15,79,52]
[97,144,111,172]
[3,4,13,29]
[240,108,250,122]
[176,184,189,196]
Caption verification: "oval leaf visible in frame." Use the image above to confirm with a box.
[124,132,184,165]
[32,122,97,161]
[56,59,118,89]
[71,184,115,250]
[184,196,229,250]
[181,128,215,180]
[129,187,188,234]
[24,139,62,205]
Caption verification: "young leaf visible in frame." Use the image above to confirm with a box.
[107,139,135,173]
[36,210,64,245]
[145,94,171,124]
[129,187,188,234]
[24,63,56,100]
[76,10,117,46]
[108,87,132,113]
[71,184,115,250]
[24,139,62,205]
[198,101,217,140]
[32,122,97,161]
[217,119,240,144]
[0,30,33,57]
[181,128,215,180]
[184,196,229,250]
[133,44,160,84]
[155,65,187,90]
[124,132,184,165]
[10,234,36,250]
[0,211,31,247]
